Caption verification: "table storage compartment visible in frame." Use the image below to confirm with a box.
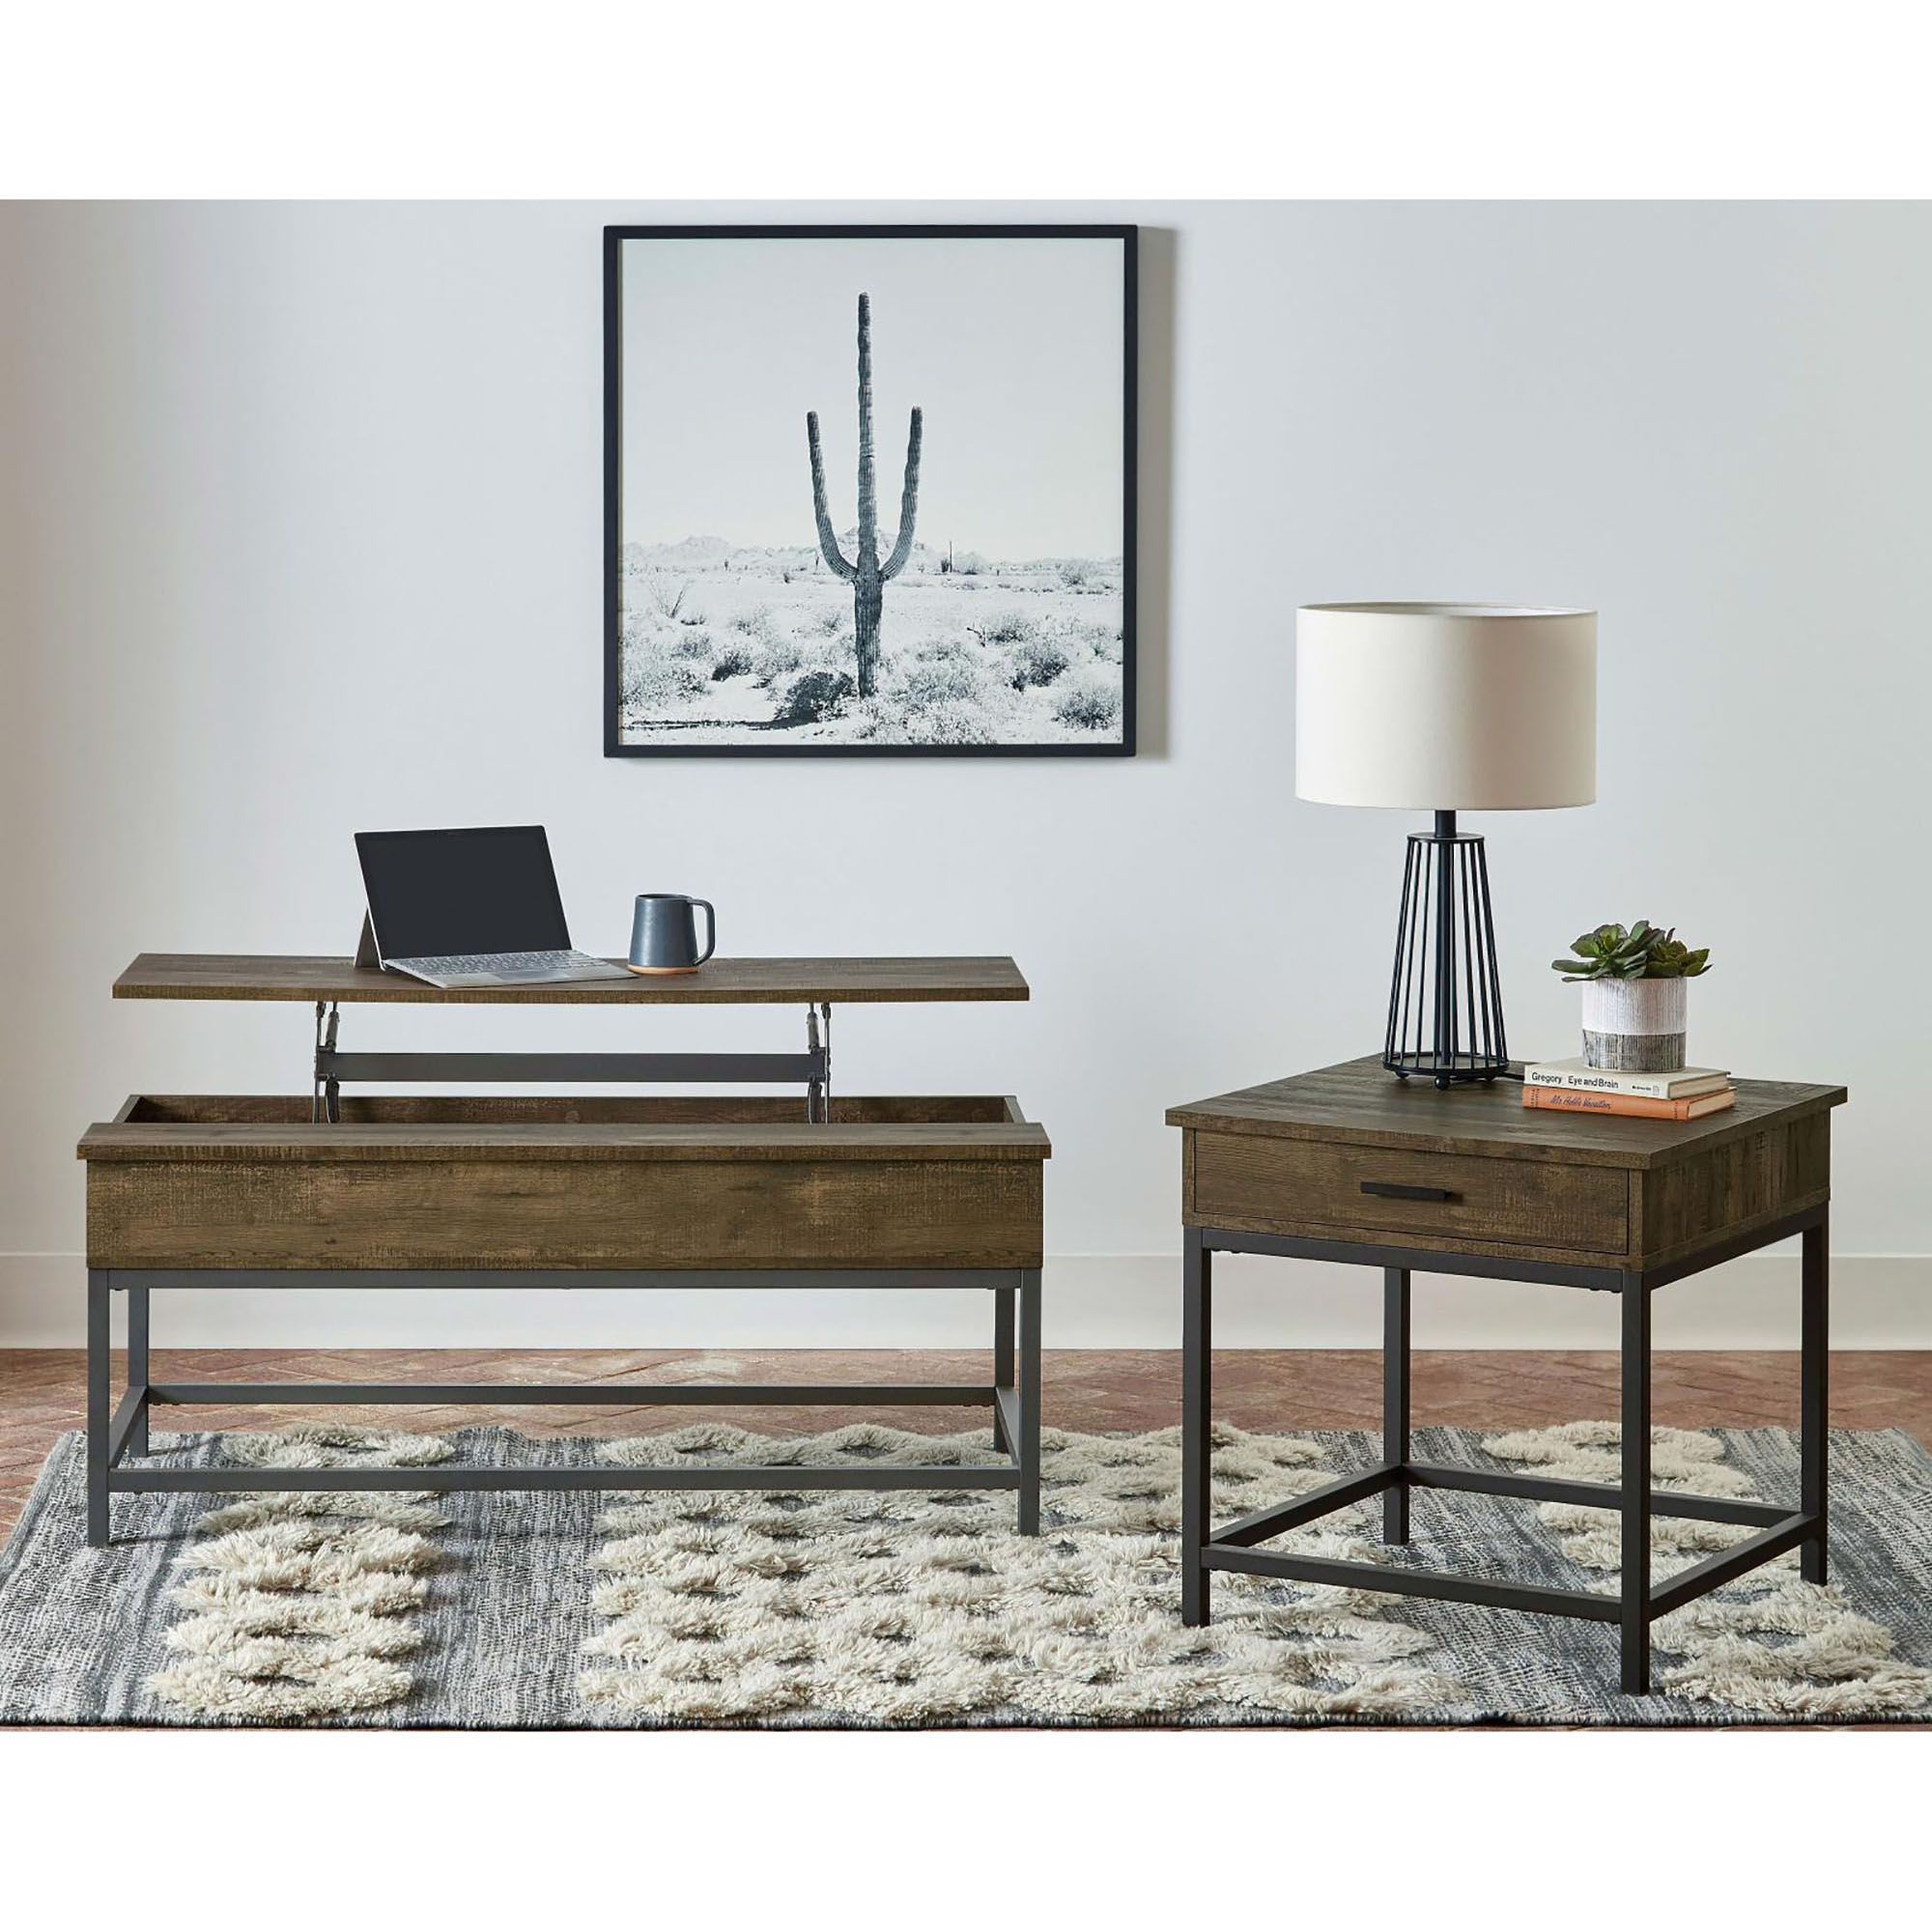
[81,1094,1048,1271]
[1189,1128,1629,1255]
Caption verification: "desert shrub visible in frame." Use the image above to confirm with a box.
[899,654,987,707]
[754,633,807,686]
[1009,631,1073,690]
[712,640,754,679]
[858,696,997,746]
[1051,616,1123,665]
[1065,615,1115,647]
[729,603,778,642]
[1060,559,1089,588]
[857,662,1027,745]
[1053,671,1121,731]
[810,603,847,636]
[647,577,691,620]
[902,701,998,745]
[912,638,979,670]
[671,628,714,662]
[978,611,1039,646]
[776,668,855,727]
[620,637,709,716]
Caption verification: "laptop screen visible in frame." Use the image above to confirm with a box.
[356,826,573,959]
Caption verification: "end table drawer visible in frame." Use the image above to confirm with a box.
[1190,1132,1629,1254]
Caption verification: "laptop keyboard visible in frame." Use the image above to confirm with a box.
[402,951,586,976]
[387,950,631,984]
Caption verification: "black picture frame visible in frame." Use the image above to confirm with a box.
[603,223,1137,758]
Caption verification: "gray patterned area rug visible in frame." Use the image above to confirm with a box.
[1,1420,1929,1727]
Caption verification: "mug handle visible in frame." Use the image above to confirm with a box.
[692,898,717,965]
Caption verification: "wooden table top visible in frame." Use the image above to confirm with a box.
[1166,1056,1847,1171]
[112,954,1030,1007]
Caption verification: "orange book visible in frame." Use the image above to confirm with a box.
[1521,1084,1735,1122]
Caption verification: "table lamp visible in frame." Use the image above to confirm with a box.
[1295,603,1597,1087]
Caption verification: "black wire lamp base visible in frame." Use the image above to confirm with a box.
[1385,810,1508,1087]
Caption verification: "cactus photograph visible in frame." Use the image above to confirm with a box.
[605,226,1135,754]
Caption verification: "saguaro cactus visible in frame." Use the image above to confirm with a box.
[807,293,922,697]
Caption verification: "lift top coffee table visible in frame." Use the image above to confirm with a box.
[79,953,1046,1548]
[1167,1056,1846,1693]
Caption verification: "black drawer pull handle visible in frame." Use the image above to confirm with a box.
[1360,1180,1457,1203]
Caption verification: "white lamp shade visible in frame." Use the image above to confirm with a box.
[1294,603,1597,810]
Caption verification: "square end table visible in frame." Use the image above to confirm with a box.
[1166,1056,1846,1693]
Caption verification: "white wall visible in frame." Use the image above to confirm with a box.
[3,200,1927,1350]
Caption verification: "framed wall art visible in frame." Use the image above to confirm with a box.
[604,224,1136,756]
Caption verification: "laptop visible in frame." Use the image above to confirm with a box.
[355,826,633,988]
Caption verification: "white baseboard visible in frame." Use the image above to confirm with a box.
[2,1250,1927,1350]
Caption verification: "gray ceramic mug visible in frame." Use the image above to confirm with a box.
[628,894,716,975]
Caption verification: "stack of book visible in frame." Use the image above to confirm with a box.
[1520,1058,1735,1121]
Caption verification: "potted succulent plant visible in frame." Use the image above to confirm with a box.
[1551,920,1712,1072]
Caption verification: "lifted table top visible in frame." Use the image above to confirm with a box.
[113,953,1030,1007]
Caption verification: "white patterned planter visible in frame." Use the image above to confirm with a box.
[1581,978,1688,1073]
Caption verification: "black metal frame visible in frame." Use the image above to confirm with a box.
[1384,810,1509,1087]
[602,223,1138,760]
[1180,1210,1830,1694]
[311,999,836,1123]
[87,1265,1042,1548]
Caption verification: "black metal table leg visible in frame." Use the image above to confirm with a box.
[992,1282,1015,1455]
[1016,1268,1041,1535]
[93,1264,1034,1535]
[127,1279,150,1459]
[1802,1212,1830,1584]
[1177,1215,1834,1694]
[1621,1275,1652,1693]
[1181,1227,1211,1625]
[1383,1265,1410,1544]
[87,1269,111,1548]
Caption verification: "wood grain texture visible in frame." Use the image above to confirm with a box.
[83,1094,1046,1269]
[87,1158,1043,1271]
[1167,1056,1845,1172]
[1632,1112,1832,1271]
[1190,1131,1628,1254]
[1173,1057,1845,1271]
[113,953,1030,1006]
